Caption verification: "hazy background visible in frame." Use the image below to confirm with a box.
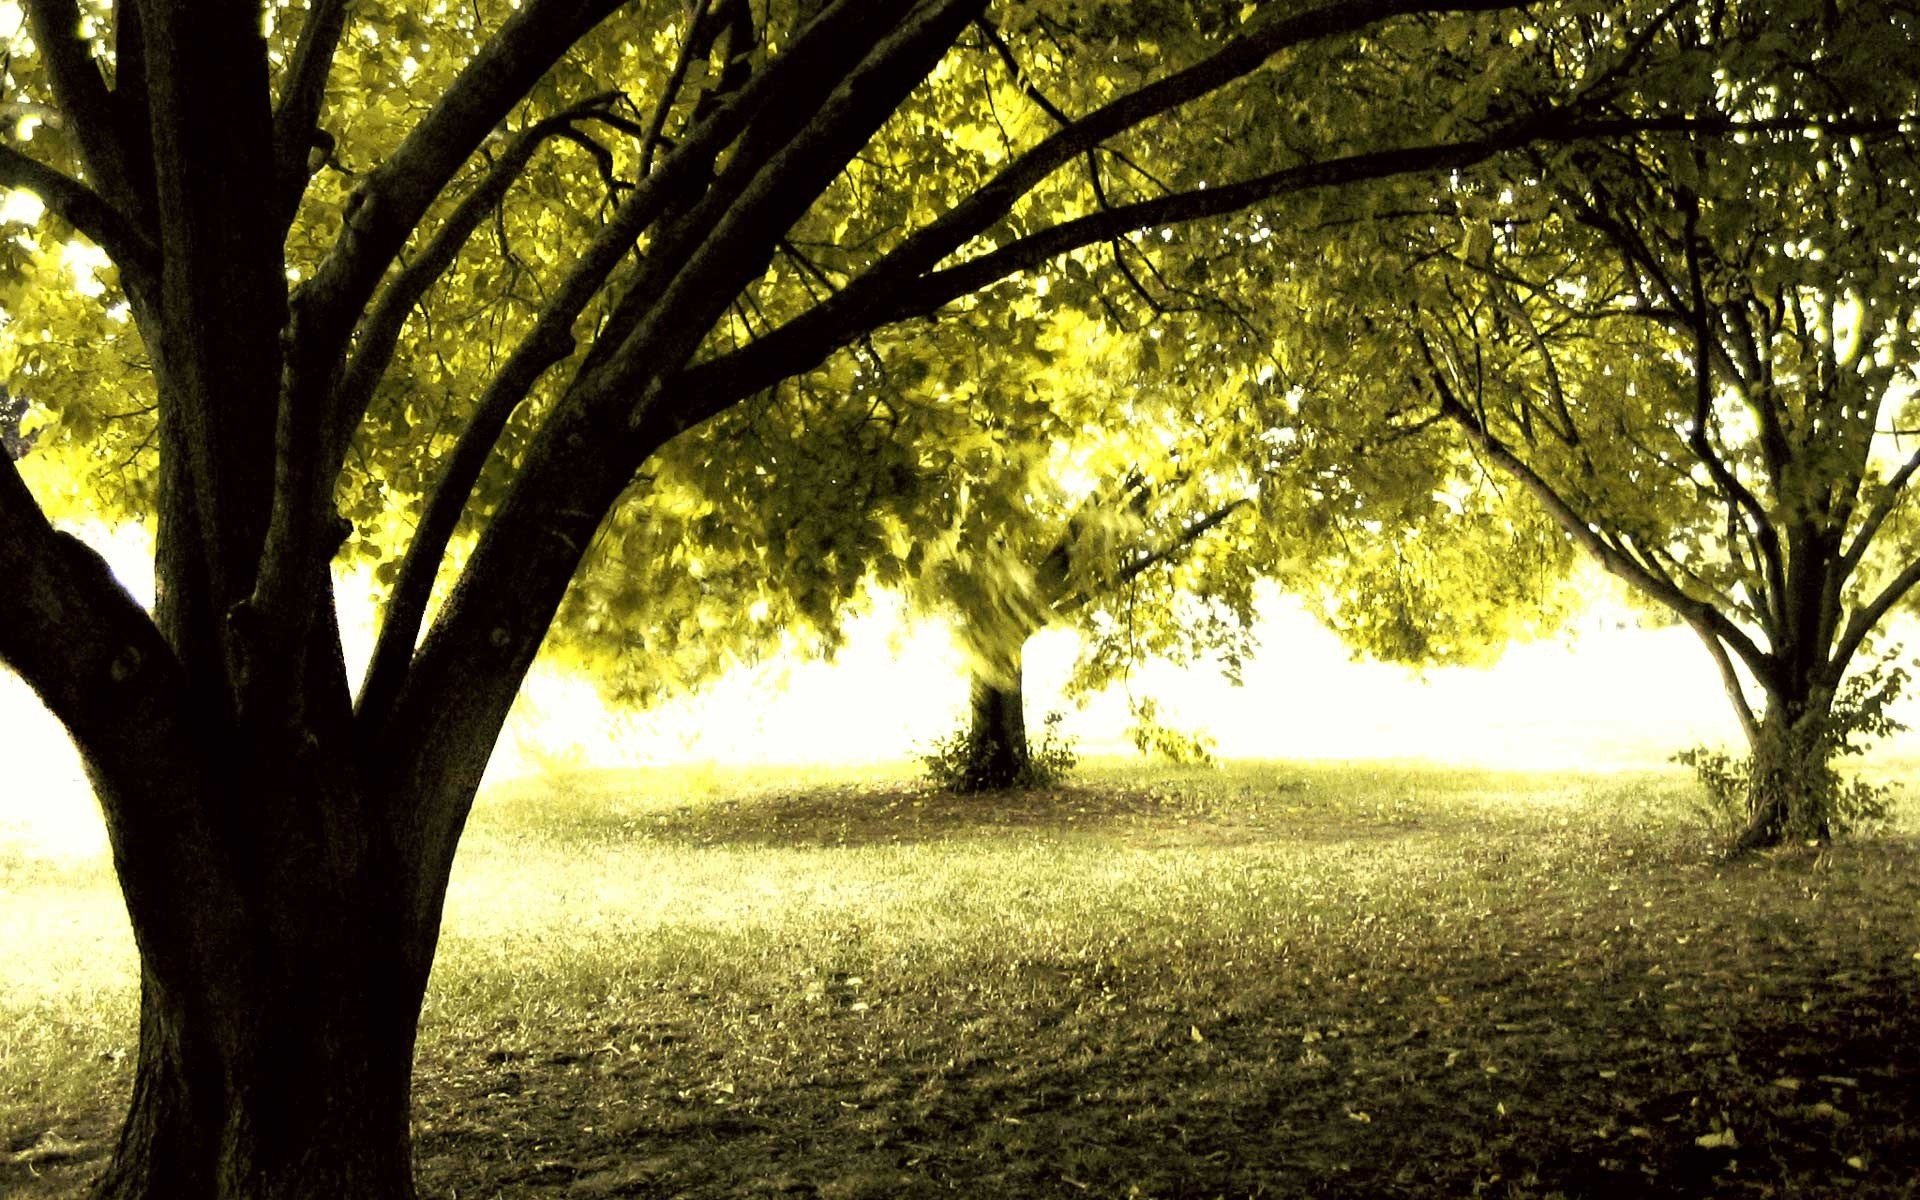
[10,521,1915,858]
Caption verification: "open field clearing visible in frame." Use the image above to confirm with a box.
[5,762,1918,1198]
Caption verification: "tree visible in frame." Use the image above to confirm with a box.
[0,0,1728,1194]
[931,460,1256,791]
[1310,0,1920,848]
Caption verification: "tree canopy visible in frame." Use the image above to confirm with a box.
[1283,0,1920,844]
[2,0,1912,1196]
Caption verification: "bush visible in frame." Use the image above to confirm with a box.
[1126,697,1217,766]
[920,711,1078,792]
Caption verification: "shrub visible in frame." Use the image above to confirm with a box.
[920,711,1078,792]
[1126,697,1217,766]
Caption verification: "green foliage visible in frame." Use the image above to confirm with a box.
[1125,696,1217,766]
[920,710,1078,793]
[1271,0,1920,797]
[1676,657,1909,847]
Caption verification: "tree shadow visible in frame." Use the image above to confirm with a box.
[568,778,1423,851]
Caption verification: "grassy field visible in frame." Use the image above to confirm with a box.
[3,761,1918,1198]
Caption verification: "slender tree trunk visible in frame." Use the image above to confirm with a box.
[959,645,1029,791]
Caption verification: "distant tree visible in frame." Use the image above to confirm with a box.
[1311,0,1920,847]
[934,467,1253,789]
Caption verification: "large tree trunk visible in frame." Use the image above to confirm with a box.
[96,958,421,1200]
[958,646,1030,791]
[81,747,450,1199]
[79,734,444,1200]
[1733,686,1836,853]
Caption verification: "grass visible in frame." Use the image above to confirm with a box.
[3,759,1918,1197]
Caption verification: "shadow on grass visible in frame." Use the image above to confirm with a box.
[487,770,1438,852]
[398,865,1920,1200]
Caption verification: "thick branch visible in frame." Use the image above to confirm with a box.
[591,0,984,411]
[327,95,626,470]
[1838,445,1920,576]
[1678,190,1787,638]
[361,0,982,859]
[1830,555,1920,679]
[0,450,262,1002]
[668,0,1532,409]
[294,0,633,376]
[0,452,183,822]
[1681,615,1761,747]
[351,3,909,730]
[681,115,1634,410]
[352,326,576,733]
[0,142,157,282]
[332,0,892,483]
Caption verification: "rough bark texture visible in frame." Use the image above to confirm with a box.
[1733,690,1837,853]
[959,649,1031,792]
[95,948,421,1200]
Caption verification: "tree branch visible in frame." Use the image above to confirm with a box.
[638,0,718,178]
[681,113,1679,412]
[0,448,263,989]
[1678,187,1787,637]
[259,102,624,671]
[589,0,984,414]
[271,0,351,228]
[352,2,912,734]
[351,321,578,734]
[1839,445,1920,577]
[1682,615,1761,747]
[0,448,183,816]
[22,0,140,214]
[327,93,627,471]
[293,0,634,377]
[355,0,944,744]
[332,0,889,484]
[1436,368,1773,682]
[0,142,158,283]
[668,0,1536,403]
[1054,498,1251,616]
[1830,554,1920,679]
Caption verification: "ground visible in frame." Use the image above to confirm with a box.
[3,761,1918,1198]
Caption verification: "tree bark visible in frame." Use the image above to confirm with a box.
[95,955,421,1200]
[73,730,450,1199]
[1732,684,1836,852]
[958,646,1030,792]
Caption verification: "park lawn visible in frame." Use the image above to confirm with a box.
[3,761,1918,1198]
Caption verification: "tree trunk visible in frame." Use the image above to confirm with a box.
[959,647,1029,791]
[95,958,421,1200]
[1733,688,1836,853]
[79,728,443,1200]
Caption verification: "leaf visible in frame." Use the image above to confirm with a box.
[1694,1129,1738,1150]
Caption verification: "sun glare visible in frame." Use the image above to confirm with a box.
[8,528,1918,863]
